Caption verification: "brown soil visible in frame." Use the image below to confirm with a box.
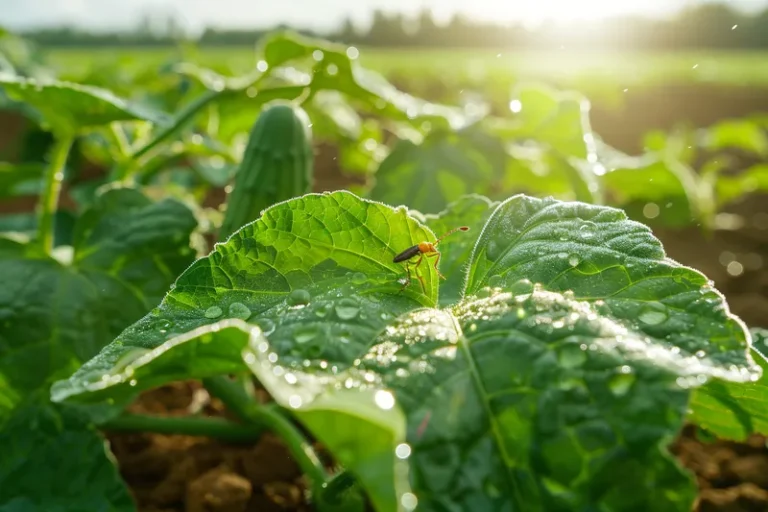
[106,382,317,512]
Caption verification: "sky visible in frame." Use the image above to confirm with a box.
[0,0,765,34]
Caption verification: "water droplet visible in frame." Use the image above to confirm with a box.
[568,255,580,267]
[608,372,636,396]
[558,344,587,368]
[638,303,668,326]
[579,222,596,238]
[350,272,367,285]
[695,350,706,358]
[288,289,311,306]
[488,275,503,288]
[727,261,744,277]
[395,443,412,459]
[129,379,137,387]
[401,493,418,511]
[228,302,251,320]
[204,306,223,319]
[294,326,319,344]
[335,298,360,320]
[509,279,534,295]
[374,390,396,410]
[288,395,303,408]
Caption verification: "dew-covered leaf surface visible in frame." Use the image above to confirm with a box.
[51,192,760,512]
[51,191,438,402]
[359,289,699,511]
[0,74,169,134]
[465,194,758,382]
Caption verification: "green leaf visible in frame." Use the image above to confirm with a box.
[369,128,505,214]
[0,161,45,198]
[701,119,768,156]
[464,195,755,380]
[716,164,768,207]
[359,289,704,511]
[688,329,768,441]
[0,187,197,414]
[0,400,134,511]
[50,191,441,403]
[505,83,594,159]
[241,327,409,512]
[418,195,498,306]
[53,192,758,511]
[0,74,169,134]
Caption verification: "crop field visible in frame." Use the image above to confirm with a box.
[3,28,768,512]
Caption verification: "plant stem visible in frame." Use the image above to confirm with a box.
[321,470,359,505]
[101,413,265,443]
[37,134,74,255]
[203,376,329,485]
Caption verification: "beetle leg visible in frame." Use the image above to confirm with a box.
[426,251,445,280]
[412,253,426,294]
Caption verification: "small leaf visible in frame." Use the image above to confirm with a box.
[701,119,768,156]
[0,74,169,134]
[0,400,134,511]
[716,164,768,207]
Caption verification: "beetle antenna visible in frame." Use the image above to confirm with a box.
[434,226,470,246]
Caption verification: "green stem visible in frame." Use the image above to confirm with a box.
[101,413,265,444]
[131,90,224,162]
[37,134,74,255]
[321,470,359,505]
[203,376,329,485]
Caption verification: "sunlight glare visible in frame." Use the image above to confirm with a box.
[466,0,655,25]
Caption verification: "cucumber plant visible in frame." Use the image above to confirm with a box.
[50,191,767,511]
[2,27,768,512]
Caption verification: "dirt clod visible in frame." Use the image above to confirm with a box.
[186,465,252,512]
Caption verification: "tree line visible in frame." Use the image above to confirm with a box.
[18,3,768,50]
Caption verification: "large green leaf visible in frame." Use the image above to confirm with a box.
[52,192,758,511]
[465,195,755,378]
[0,401,135,512]
[0,74,169,134]
[0,187,197,414]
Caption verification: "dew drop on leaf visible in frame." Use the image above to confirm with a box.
[579,222,597,238]
[638,303,668,325]
[129,379,137,387]
[558,343,587,368]
[395,443,412,459]
[228,302,252,320]
[335,298,360,320]
[314,302,331,318]
[608,372,636,396]
[294,326,318,344]
[287,289,311,306]
[568,255,580,267]
[204,306,223,319]
[351,272,367,284]
[258,318,276,336]
[401,493,418,511]
[488,275,503,288]
[509,278,534,295]
[374,389,396,410]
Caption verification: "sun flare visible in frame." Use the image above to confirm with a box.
[465,0,659,25]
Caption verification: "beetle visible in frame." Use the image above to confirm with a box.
[393,226,470,293]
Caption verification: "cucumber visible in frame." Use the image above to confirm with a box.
[219,101,313,241]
